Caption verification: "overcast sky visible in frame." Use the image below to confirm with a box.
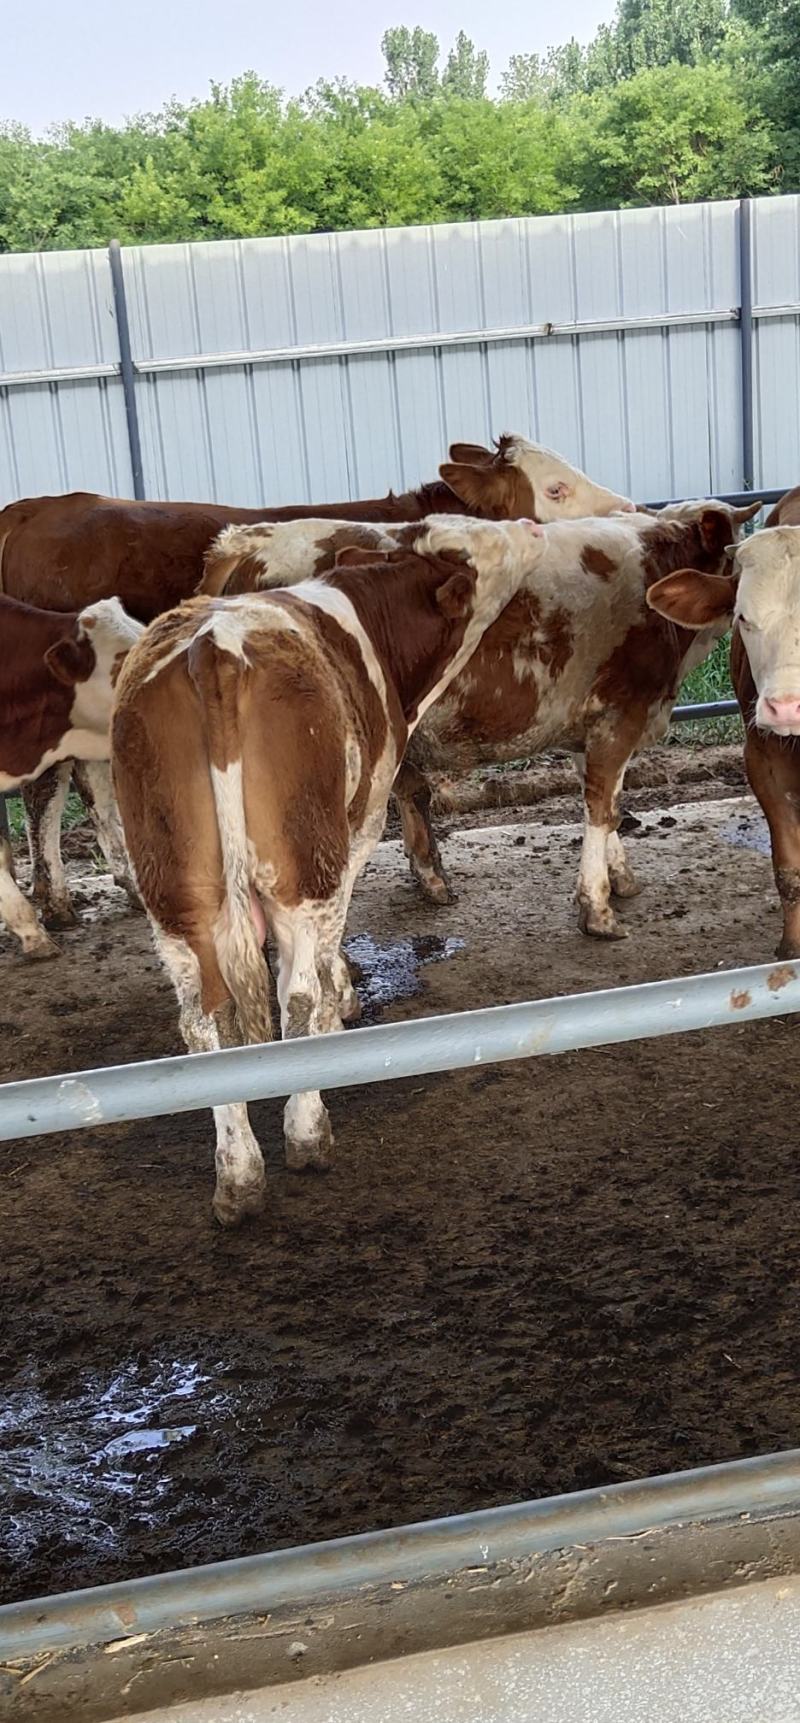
[5,0,615,133]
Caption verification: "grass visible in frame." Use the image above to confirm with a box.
[672,632,741,745]
[4,790,86,841]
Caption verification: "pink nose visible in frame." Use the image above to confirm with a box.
[762,695,800,728]
[619,499,636,512]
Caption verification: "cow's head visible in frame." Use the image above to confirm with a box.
[649,524,800,737]
[48,597,145,732]
[439,434,635,522]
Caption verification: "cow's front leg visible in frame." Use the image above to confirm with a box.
[21,762,76,927]
[0,835,60,959]
[394,758,454,904]
[72,761,143,910]
[743,729,800,959]
[576,747,635,939]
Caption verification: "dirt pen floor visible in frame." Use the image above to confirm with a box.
[2,744,799,1606]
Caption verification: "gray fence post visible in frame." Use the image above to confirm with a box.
[739,198,755,495]
[108,239,145,501]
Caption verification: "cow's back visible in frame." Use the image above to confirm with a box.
[0,493,269,622]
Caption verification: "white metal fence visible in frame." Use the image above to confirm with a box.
[2,195,800,510]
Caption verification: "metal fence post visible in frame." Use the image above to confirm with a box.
[108,239,145,501]
[739,198,755,495]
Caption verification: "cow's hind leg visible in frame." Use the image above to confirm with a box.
[576,746,635,939]
[22,762,76,927]
[154,928,267,1227]
[394,759,454,904]
[72,761,143,910]
[273,900,347,1172]
[0,834,60,959]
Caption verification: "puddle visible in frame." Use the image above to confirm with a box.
[722,811,771,855]
[344,932,465,1021]
[0,1357,227,1562]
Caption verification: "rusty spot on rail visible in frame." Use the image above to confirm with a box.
[730,989,751,1011]
[767,965,797,993]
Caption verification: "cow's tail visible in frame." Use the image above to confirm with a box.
[187,629,272,1046]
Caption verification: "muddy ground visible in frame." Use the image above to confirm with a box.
[1,745,799,1606]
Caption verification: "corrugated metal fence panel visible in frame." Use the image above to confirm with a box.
[0,248,132,503]
[117,204,748,510]
[1,196,798,510]
[752,195,800,490]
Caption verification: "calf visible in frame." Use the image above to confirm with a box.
[5,436,633,926]
[0,596,144,958]
[112,516,546,1226]
[203,500,761,938]
[648,522,800,957]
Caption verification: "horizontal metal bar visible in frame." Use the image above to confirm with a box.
[753,301,800,319]
[0,961,796,1144]
[2,1444,798,1662]
[0,361,119,389]
[644,489,784,509]
[672,699,739,722]
[132,309,740,375]
[0,303,797,390]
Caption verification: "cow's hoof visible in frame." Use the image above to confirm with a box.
[578,904,629,940]
[24,935,62,962]
[39,902,79,931]
[775,936,800,962]
[413,872,455,906]
[609,870,643,901]
[340,990,362,1024]
[285,1123,333,1172]
[212,1179,266,1228]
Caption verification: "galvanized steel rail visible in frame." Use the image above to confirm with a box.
[0,961,796,1144]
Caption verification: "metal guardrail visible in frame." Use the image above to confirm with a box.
[2,1444,799,1720]
[0,961,796,1143]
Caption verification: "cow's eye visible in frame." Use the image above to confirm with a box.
[738,616,752,630]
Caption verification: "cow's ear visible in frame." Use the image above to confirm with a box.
[435,570,475,619]
[646,569,736,630]
[448,441,494,467]
[44,632,95,687]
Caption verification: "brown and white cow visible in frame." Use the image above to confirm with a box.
[202,499,761,939]
[0,596,144,959]
[3,436,633,925]
[112,516,547,1226]
[648,519,800,957]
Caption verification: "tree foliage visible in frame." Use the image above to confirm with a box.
[0,5,789,254]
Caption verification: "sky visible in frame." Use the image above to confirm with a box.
[5,0,615,134]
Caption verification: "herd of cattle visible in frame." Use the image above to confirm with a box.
[1,431,799,1225]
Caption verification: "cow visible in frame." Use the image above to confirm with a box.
[201,499,762,939]
[111,515,547,1226]
[2,436,633,926]
[647,520,800,958]
[0,596,144,959]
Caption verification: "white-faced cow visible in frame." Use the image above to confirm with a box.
[112,516,547,1226]
[0,596,144,959]
[203,499,761,939]
[648,519,800,957]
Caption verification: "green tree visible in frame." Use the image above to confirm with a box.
[381,26,440,99]
[567,61,776,207]
[442,32,489,99]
